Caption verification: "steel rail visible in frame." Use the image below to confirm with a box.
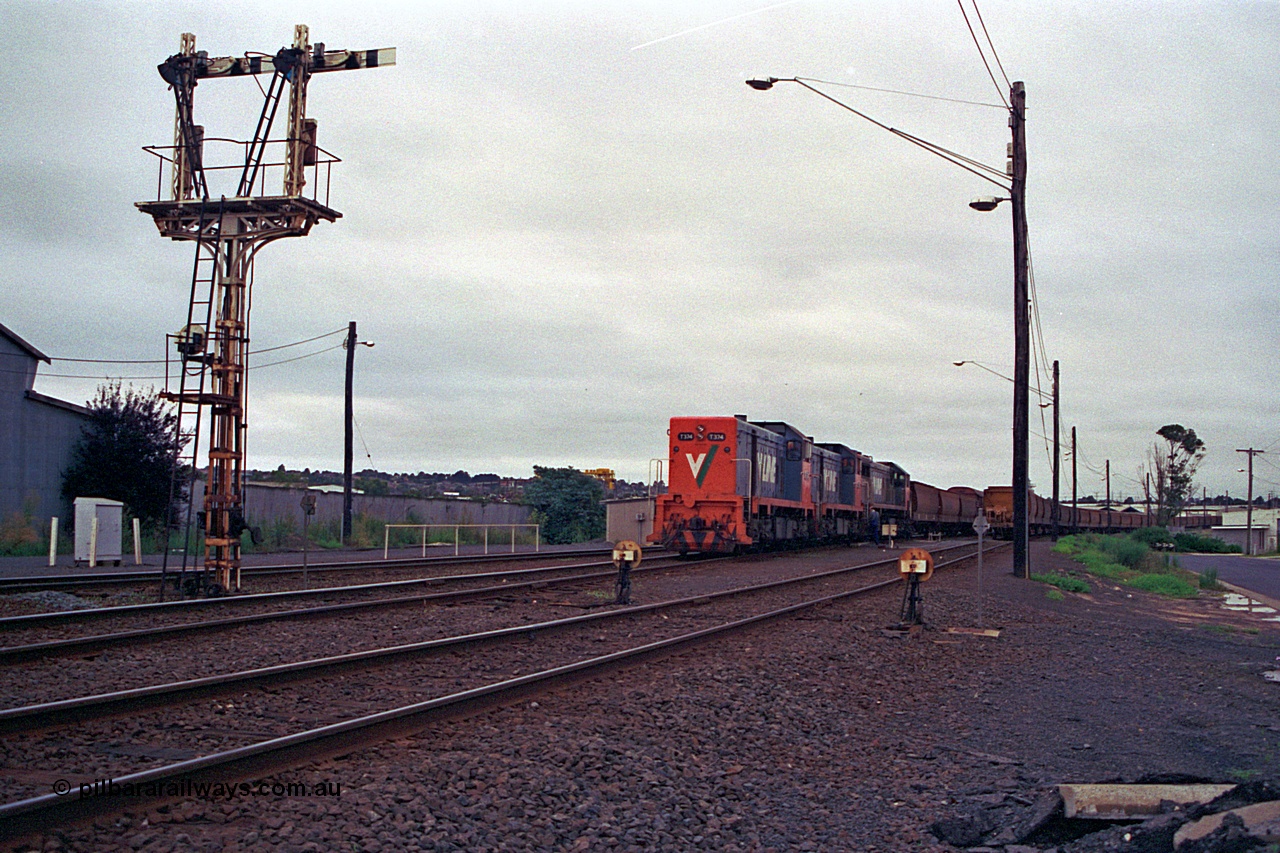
[0,555,694,663]
[0,546,616,593]
[0,554,685,630]
[0,542,998,732]
[0,541,1005,840]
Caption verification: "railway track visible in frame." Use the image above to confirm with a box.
[0,553,698,663]
[0,540,1004,840]
[0,545,615,594]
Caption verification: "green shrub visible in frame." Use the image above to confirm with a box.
[1174,533,1242,554]
[1046,588,1065,601]
[1199,567,1220,589]
[1131,527,1174,547]
[1095,535,1148,568]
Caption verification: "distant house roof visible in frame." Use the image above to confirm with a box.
[0,322,51,363]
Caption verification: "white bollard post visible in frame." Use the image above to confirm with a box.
[48,517,59,567]
[133,518,143,565]
[89,517,99,568]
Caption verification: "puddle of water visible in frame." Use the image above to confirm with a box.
[1221,592,1280,622]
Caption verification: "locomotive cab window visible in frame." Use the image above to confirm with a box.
[786,440,801,461]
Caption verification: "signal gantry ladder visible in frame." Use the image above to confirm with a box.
[137,26,394,596]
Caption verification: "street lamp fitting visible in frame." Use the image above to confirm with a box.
[746,78,778,90]
[969,195,1010,212]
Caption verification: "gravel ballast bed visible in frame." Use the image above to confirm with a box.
[7,541,1279,852]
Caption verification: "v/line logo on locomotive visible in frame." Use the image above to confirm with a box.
[685,446,718,487]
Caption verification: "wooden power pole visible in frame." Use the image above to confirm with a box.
[1236,448,1264,555]
[1010,81,1030,578]
[1052,360,1060,540]
[1072,426,1078,533]
[343,321,357,543]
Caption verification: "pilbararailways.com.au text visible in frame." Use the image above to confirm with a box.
[54,778,341,801]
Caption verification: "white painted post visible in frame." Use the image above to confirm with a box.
[454,526,459,557]
[48,517,58,567]
[383,525,390,560]
[484,525,489,555]
[133,518,143,565]
[89,516,99,568]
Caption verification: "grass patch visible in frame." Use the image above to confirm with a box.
[1031,572,1090,594]
[1055,533,1204,599]
[1202,623,1261,636]
[1125,573,1199,598]
[1045,588,1065,602]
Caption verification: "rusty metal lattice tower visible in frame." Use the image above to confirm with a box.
[138,26,393,594]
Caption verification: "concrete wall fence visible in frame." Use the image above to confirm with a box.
[242,485,533,531]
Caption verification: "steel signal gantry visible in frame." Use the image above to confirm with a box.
[137,26,394,596]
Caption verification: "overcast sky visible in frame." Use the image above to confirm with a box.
[2,1,1277,500]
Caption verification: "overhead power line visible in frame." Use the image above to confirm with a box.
[32,326,350,364]
[970,0,1012,90]
[1,339,348,381]
[794,76,1006,109]
[956,0,1010,108]
[786,78,1011,190]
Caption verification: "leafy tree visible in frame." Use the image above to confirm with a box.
[523,466,605,544]
[1148,424,1205,525]
[61,383,186,528]
[356,476,389,496]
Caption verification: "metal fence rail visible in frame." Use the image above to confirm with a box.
[383,524,541,559]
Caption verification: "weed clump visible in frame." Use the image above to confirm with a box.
[1055,533,1204,599]
[1030,572,1090,594]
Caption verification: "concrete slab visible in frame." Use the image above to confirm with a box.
[1173,799,1280,848]
[1059,784,1236,819]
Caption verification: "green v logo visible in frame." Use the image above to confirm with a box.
[686,445,718,487]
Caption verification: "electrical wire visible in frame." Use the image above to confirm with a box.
[32,326,350,364]
[1,340,346,380]
[1,327,350,366]
[787,79,1011,191]
[956,0,1010,108]
[245,341,347,370]
[971,0,1012,90]
[352,414,374,463]
[790,76,1006,109]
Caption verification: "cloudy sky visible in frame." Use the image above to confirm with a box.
[2,1,1277,500]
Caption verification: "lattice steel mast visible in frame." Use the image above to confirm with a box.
[139,26,393,594]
